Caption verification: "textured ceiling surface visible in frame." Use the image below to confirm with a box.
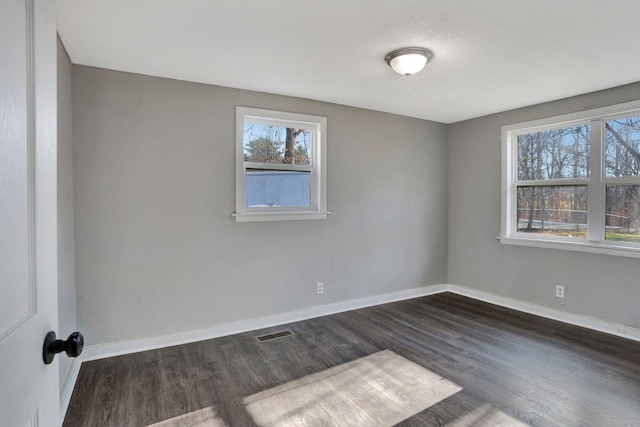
[57,0,640,123]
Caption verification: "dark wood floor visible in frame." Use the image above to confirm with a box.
[63,293,640,426]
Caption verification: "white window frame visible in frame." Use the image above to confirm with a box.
[233,106,328,222]
[501,100,640,258]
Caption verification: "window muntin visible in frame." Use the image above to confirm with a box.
[234,107,327,222]
[502,100,640,257]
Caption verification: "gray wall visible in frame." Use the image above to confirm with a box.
[73,66,449,345]
[57,37,76,386]
[448,82,640,329]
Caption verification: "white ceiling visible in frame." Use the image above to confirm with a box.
[57,0,640,124]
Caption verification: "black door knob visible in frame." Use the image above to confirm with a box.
[43,331,84,364]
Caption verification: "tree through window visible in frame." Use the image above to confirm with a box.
[515,124,590,238]
[502,102,640,256]
[234,107,328,222]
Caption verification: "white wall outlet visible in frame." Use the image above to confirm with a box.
[556,285,565,298]
[316,282,324,295]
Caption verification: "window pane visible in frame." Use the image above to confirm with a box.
[243,122,311,165]
[517,125,589,180]
[605,185,640,242]
[517,186,587,238]
[246,170,311,208]
[605,116,640,178]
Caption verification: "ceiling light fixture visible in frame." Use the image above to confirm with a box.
[385,47,433,76]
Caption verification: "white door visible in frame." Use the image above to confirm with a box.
[0,0,60,426]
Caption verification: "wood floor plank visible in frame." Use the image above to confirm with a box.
[63,293,640,426]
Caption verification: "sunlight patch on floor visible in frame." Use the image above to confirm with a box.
[447,403,529,426]
[146,406,227,427]
[244,350,462,426]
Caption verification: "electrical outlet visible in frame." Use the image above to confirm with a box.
[316,282,324,295]
[556,285,565,298]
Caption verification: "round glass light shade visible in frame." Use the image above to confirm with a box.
[385,47,433,76]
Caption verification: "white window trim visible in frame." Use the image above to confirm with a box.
[233,106,329,222]
[500,99,640,258]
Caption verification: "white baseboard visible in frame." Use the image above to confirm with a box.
[76,282,640,363]
[62,282,640,421]
[81,284,448,362]
[446,285,640,342]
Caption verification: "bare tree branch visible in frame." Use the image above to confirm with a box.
[605,122,640,164]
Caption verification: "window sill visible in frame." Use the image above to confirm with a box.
[498,235,640,259]
[233,211,331,223]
